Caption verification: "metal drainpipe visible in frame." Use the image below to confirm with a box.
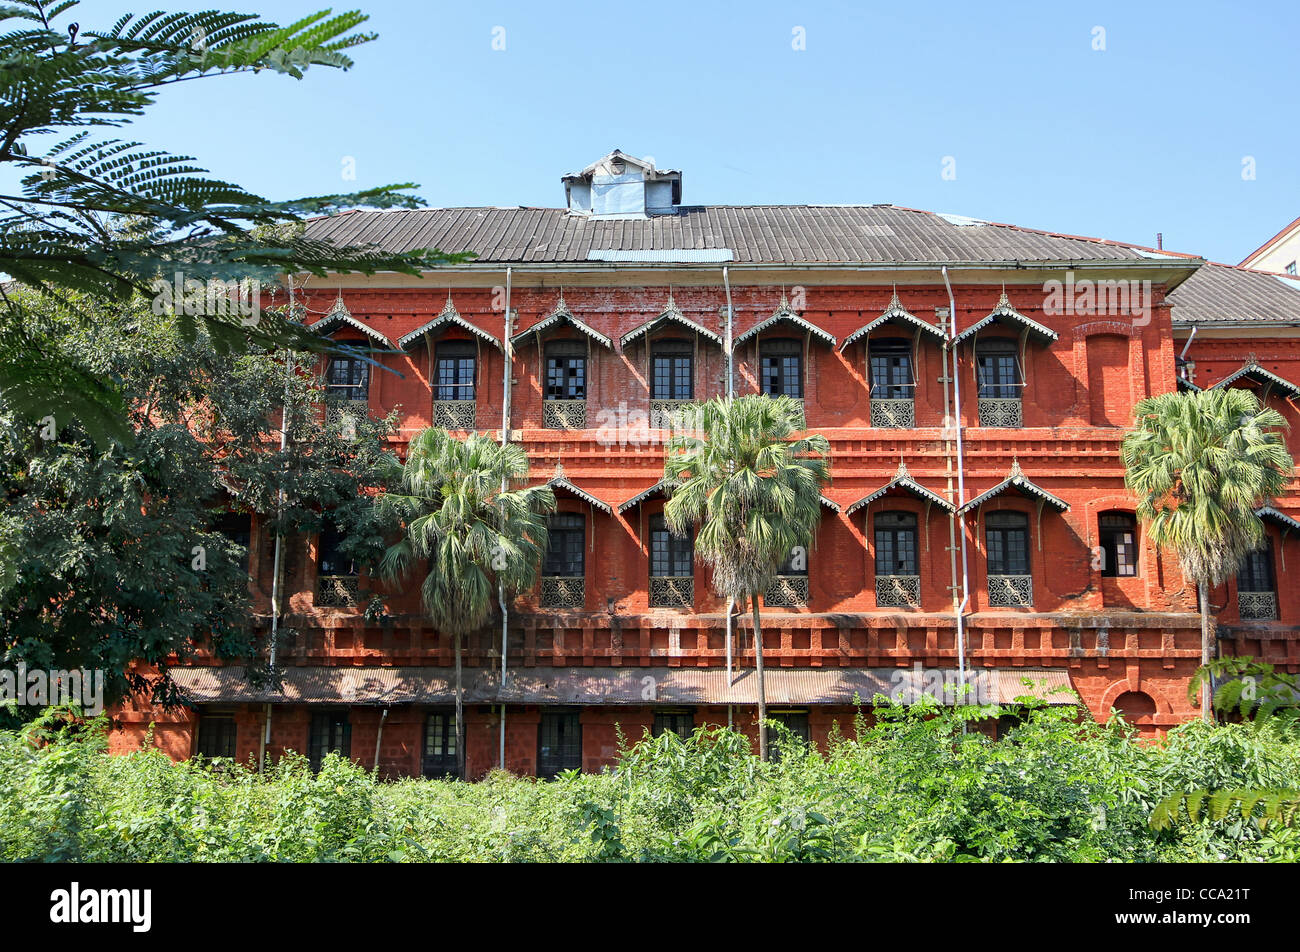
[499,267,513,772]
[942,267,971,705]
[723,267,735,728]
[261,275,296,772]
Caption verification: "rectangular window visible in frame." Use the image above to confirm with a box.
[869,339,913,400]
[766,711,810,763]
[1287,261,1297,276]
[1238,542,1275,593]
[874,511,919,576]
[214,512,252,574]
[422,710,458,779]
[759,339,803,398]
[545,341,587,400]
[435,341,476,401]
[308,711,351,771]
[195,714,237,758]
[326,356,368,400]
[1099,513,1138,577]
[318,520,356,577]
[544,513,585,577]
[651,340,694,400]
[649,514,693,577]
[985,512,1030,576]
[652,710,694,738]
[976,341,1021,399]
[538,710,582,779]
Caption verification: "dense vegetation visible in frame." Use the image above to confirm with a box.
[5,702,1299,863]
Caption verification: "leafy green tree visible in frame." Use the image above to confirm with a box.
[378,428,555,778]
[1122,388,1294,721]
[0,289,397,711]
[663,394,830,761]
[0,1,465,443]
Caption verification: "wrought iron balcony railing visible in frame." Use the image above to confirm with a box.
[540,576,585,610]
[543,399,587,429]
[649,576,693,609]
[1238,591,1278,621]
[977,398,1022,428]
[987,574,1033,607]
[316,575,360,608]
[875,574,921,608]
[433,400,476,430]
[764,575,809,608]
[870,398,915,428]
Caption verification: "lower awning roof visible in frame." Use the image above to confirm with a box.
[169,665,1074,707]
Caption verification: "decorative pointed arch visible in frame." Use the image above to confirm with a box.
[619,292,722,348]
[397,293,502,350]
[959,459,1069,515]
[546,475,613,515]
[951,290,1058,347]
[617,478,677,514]
[840,291,945,351]
[1210,360,1300,400]
[846,460,954,515]
[512,292,613,349]
[733,292,836,350]
[313,291,392,346]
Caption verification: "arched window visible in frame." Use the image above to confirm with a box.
[985,511,1030,576]
[1098,511,1138,577]
[545,340,586,401]
[434,340,476,401]
[869,339,913,401]
[651,338,693,400]
[759,338,803,398]
[975,339,1021,400]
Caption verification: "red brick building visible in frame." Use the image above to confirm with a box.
[111,152,1300,778]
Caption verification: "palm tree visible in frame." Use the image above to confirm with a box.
[379,428,555,777]
[1122,388,1293,722]
[663,394,831,760]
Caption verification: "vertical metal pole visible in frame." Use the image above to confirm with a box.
[499,268,513,771]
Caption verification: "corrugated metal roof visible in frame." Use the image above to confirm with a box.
[169,665,1074,706]
[304,205,1193,267]
[1168,262,1300,325]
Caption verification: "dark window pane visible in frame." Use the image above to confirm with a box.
[318,520,355,576]
[766,711,810,763]
[985,511,1029,576]
[435,341,476,401]
[544,513,585,577]
[651,339,694,400]
[875,511,919,576]
[760,338,803,398]
[652,711,694,738]
[308,711,351,771]
[649,514,693,577]
[1099,512,1138,578]
[869,339,913,400]
[214,513,252,574]
[1238,541,1275,593]
[976,340,1020,399]
[196,714,237,758]
[538,710,582,779]
[545,341,586,400]
[326,356,368,400]
[422,710,458,779]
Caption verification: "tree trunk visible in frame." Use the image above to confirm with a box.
[454,635,466,779]
[1199,580,1213,724]
[752,596,767,762]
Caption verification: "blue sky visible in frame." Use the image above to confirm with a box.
[118,0,1298,264]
